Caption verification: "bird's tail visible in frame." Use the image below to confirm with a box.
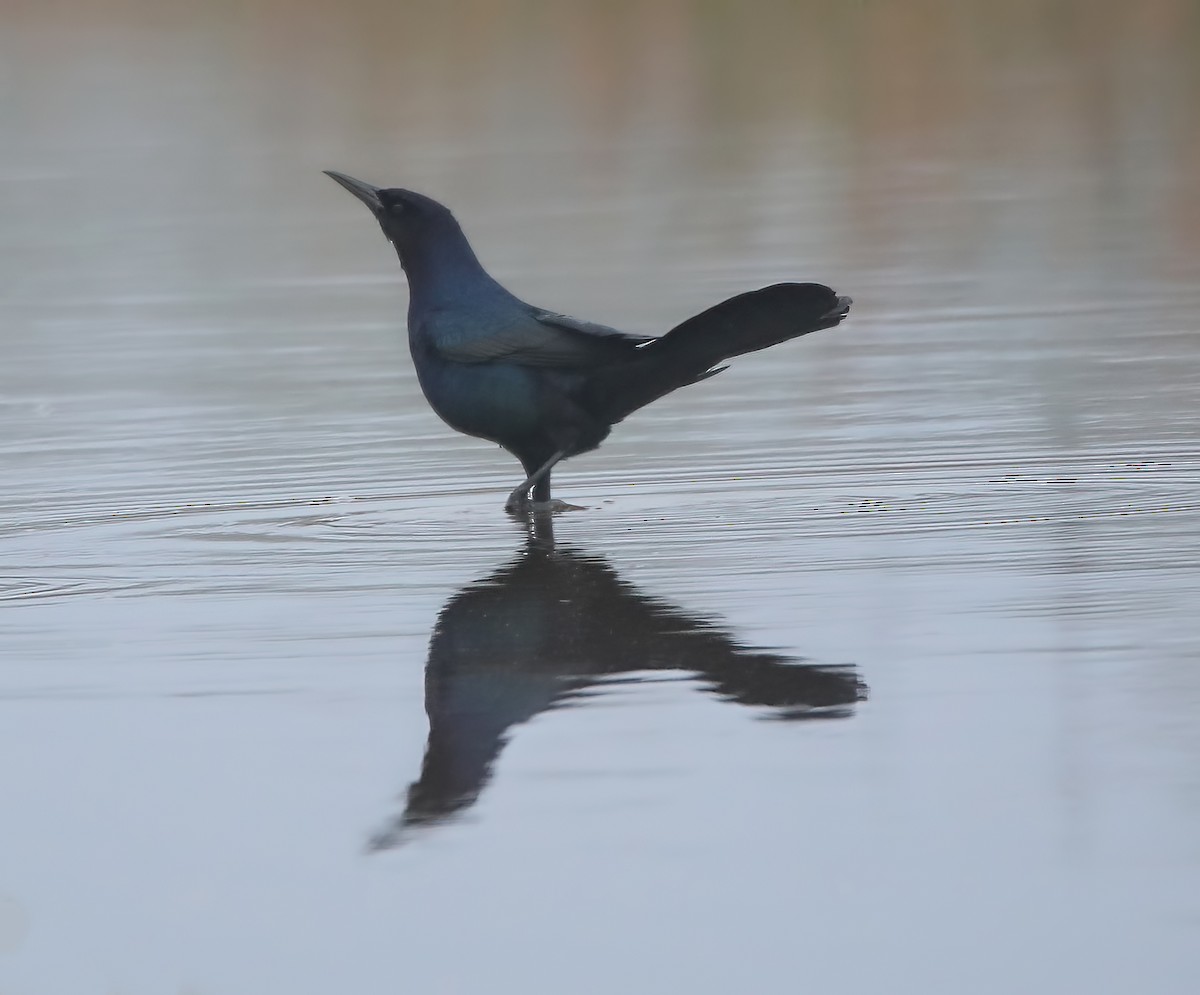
[584,283,851,424]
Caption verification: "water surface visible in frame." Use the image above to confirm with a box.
[2,3,1199,993]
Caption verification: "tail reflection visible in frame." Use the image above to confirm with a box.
[371,520,866,848]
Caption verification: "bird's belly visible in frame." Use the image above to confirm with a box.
[417,361,544,444]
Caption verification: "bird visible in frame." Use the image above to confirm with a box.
[324,171,852,512]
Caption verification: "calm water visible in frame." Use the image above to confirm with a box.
[2,2,1199,993]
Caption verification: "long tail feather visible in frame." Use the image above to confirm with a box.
[586,283,851,423]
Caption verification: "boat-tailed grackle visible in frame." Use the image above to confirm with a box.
[325,171,852,512]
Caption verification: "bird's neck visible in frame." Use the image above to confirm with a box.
[392,220,508,310]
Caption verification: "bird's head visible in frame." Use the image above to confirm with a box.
[324,170,455,250]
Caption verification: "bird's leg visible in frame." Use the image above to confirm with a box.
[530,469,552,504]
[505,451,566,513]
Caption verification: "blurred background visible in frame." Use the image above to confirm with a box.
[1,2,1198,993]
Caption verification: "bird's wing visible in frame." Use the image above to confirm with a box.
[432,308,652,368]
[532,310,654,344]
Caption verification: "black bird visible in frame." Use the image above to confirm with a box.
[368,519,867,848]
[325,171,852,512]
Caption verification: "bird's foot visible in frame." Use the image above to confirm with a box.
[534,499,584,513]
[504,489,531,515]
[503,495,583,516]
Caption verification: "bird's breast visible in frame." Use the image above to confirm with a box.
[412,353,545,445]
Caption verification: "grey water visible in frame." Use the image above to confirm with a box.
[2,2,1199,993]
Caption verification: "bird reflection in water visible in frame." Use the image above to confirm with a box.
[370,516,866,849]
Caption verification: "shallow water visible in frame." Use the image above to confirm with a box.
[2,2,1199,993]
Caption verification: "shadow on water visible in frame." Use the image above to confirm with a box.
[370,516,867,849]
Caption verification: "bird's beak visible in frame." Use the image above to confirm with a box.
[324,170,384,213]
